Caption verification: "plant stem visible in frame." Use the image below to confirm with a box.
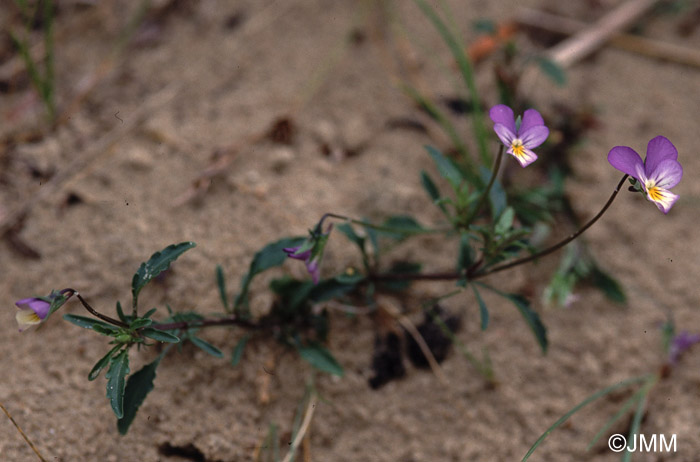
[66,289,129,328]
[464,145,504,226]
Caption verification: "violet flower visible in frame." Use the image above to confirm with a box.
[489,104,549,167]
[14,289,71,331]
[283,245,321,283]
[283,224,333,284]
[608,136,682,214]
[15,297,51,331]
[668,331,700,365]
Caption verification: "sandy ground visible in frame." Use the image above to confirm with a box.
[1,0,699,461]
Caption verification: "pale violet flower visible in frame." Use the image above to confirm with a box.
[14,289,72,331]
[283,223,333,284]
[608,136,682,214]
[489,104,549,167]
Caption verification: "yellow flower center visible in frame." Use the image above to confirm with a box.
[647,186,662,202]
[645,180,663,202]
[511,139,525,157]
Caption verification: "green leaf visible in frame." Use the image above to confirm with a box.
[504,293,547,353]
[129,318,152,330]
[269,277,315,312]
[425,145,463,189]
[231,336,249,367]
[216,265,229,311]
[106,349,130,419]
[420,170,441,203]
[234,236,306,310]
[478,284,547,353]
[536,56,567,86]
[63,314,118,332]
[377,215,425,240]
[88,345,122,381]
[131,242,196,304]
[479,165,507,218]
[309,276,362,302]
[495,206,515,234]
[117,357,161,435]
[337,223,364,249]
[297,343,344,376]
[116,301,127,323]
[142,308,157,319]
[189,336,223,358]
[590,265,626,303]
[140,328,180,343]
[457,233,475,273]
[470,284,490,331]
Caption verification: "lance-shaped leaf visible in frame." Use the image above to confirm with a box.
[478,283,547,353]
[470,284,490,331]
[425,145,464,189]
[117,357,162,434]
[504,293,547,353]
[131,242,196,305]
[216,265,229,311]
[88,345,122,381]
[234,236,306,310]
[106,349,130,419]
[63,314,118,332]
[231,335,249,367]
[297,343,344,377]
[141,328,180,343]
[189,336,223,358]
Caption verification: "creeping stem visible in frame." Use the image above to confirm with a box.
[66,288,256,331]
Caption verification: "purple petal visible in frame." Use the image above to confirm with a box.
[489,105,516,135]
[644,136,678,177]
[518,109,546,136]
[520,125,549,149]
[607,146,644,179]
[283,246,311,260]
[650,159,683,190]
[669,332,700,364]
[493,123,516,147]
[15,297,51,319]
[305,259,320,284]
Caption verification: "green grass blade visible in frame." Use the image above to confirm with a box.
[412,0,489,165]
[401,83,470,157]
[521,375,652,461]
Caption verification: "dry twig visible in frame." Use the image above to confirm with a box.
[0,402,47,462]
[517,7,700,68]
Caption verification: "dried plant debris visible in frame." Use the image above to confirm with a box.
[267,116,297,145]
[406,305,461,369]
[368,331,405,389]
[369,305,461,389]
